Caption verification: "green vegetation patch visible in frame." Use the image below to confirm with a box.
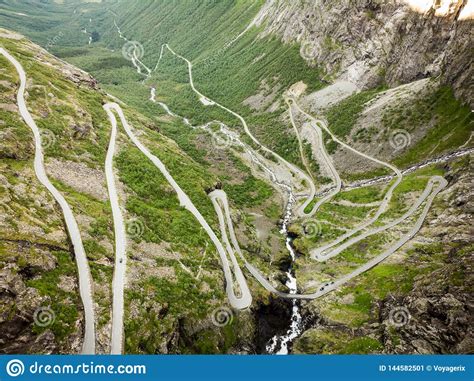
[325,88,385,141]
[384,86,473,167]
[294,329,382,354]
[26,250,81,344]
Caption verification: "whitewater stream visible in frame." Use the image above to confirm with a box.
[265,194,303,354]
[151,91,304,352]
[115,22,453,355]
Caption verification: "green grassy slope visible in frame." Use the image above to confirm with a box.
[0,0,323,166]
[0,32,272,354]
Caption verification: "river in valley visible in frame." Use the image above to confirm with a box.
[265,194,304,354]
[153,91,306,354]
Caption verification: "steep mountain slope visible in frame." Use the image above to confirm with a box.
[0,29,103,353]
[254,0,473,106]
[0,29,283,354]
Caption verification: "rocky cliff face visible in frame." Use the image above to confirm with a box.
[368,157,474,354]
[253,0,473,106]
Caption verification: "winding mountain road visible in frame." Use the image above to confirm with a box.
[159,44,411,262]
[286,99,341,216]
[1,47,96,354]
[290,100,406,260]
[148,43,448,300]
[103,105,127,354]
[2,20,456,353]
[313,176,442,262]
[109,23,449,319]
[210,177,446,299]
[163,44,314,200]
[103,102,252,310]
